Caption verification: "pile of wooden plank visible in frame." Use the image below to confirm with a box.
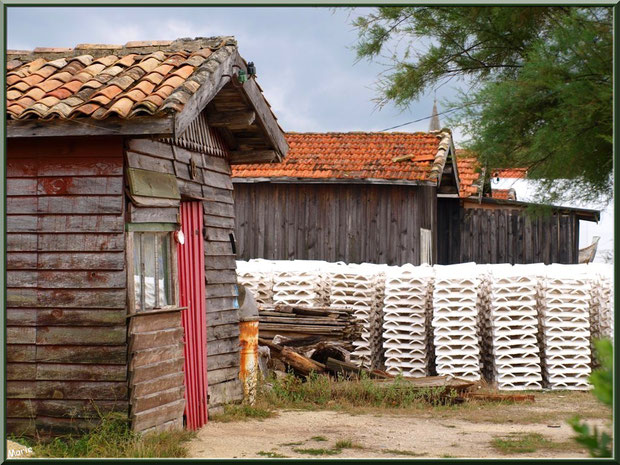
[258,304,362,345]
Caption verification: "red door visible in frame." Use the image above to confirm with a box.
[179,201,208,429]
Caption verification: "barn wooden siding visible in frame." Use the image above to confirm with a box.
[233,183,437,266]
[128,311,185,433]
[7,137,129,435]
[437,199,581,264]
[126,136,243,416]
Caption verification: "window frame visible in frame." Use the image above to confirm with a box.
[126,223,180,315]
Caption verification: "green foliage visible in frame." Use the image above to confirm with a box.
[568,418,613,458]
[590,339,613,406]
[568,338,613,458]
[24,413,195,458]
[353,7,612,204]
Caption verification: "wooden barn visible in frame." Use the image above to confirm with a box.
[446,154,600,264]
[6,36,288,435]
[232,131,459,265]
[231,132,598,266]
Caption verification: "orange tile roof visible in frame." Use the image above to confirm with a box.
[491,168,528,179]
[491,188,516,200]
[232,131,452,183]
[455,150,483,198]
[455,149,528,198]
[6,37,236,120]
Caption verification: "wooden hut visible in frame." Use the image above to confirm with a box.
[231,132,598,266]
[232,131,460,265]
[6,36,288,435]
[439,154,600,264]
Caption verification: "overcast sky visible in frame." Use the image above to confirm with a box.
[7,6,464,140]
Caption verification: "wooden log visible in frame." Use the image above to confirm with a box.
[258,337,326,376]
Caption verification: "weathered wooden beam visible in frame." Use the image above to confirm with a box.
[229,150,278,164]
[174,48,238,138]
[7,116,174,138]
[236,56,289,160]
[207,110,256,129]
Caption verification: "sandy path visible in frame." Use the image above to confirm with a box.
[188,409,605,459]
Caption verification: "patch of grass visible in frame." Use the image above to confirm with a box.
[210,404,276,423]
[26,413,195,458]
[310,435,328,442]
[257,450,289,458]
[293,447,342,456]
[261,371,454,411]
[334,438,364,449]
[280,441,304,446]
[382,449,427,457]
[490,432,560,455]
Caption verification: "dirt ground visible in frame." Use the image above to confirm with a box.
[188,392,612,459]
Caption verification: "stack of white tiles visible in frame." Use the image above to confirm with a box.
[272,260,322,307]
[539,264,592,390]
[487,265,543,390]
[382,264,434,377]
[330,265,378,368]
[236,259,275,306]
[588,263,614,342]
[432,264,481,381]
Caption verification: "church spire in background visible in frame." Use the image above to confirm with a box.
[429,97,440,131]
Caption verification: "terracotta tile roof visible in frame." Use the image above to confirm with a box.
[455,149,527,198]
[455,150,483,198]
[491,168,528,179]
[232,131,452,183]
[6,37,236,120]
[491,188,516,200]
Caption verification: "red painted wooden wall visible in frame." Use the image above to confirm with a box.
[178,201,208,429]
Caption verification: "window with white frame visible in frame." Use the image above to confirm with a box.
[131,228,177,312]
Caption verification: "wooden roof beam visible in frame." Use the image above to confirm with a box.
[207,110,256,130]
[235,56,289,161]
[7,115,174,138]
[229,150,278,164]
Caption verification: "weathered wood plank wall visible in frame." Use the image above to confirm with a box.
[128,311,185,433]
[129,137,243,415]
[7,137,128,435]
[233,183,437,266]
[437,199,581,264]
